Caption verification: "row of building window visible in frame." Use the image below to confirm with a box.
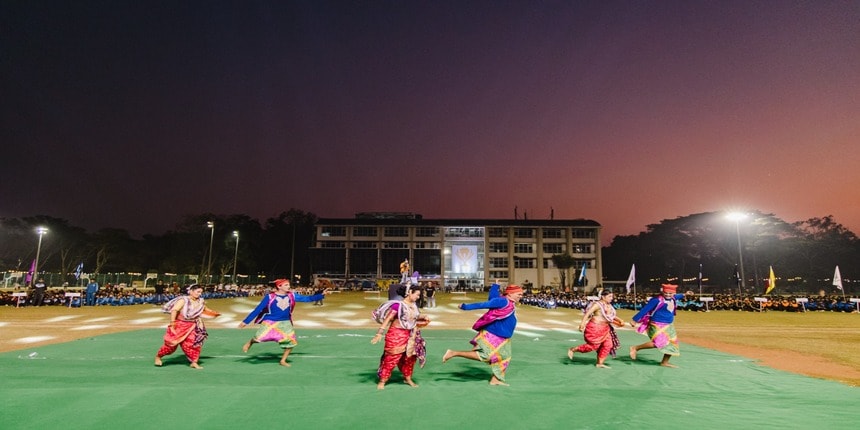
[319,241,442,249]
[321,226,596,239]
[332,242,583,253]
[320,241,592,253]
[489,257,591,269]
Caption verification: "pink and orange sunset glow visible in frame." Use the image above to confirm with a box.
[2,1,858,244]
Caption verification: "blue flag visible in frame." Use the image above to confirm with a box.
[74,262,84,280]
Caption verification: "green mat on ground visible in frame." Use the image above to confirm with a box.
[1,328,857,429]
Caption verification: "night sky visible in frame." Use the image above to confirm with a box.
[3,1,858,243]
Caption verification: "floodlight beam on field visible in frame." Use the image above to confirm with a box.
[726,212,748,295]
[32,226,48,287]
[232,230,240,286]
[206,221,215,284]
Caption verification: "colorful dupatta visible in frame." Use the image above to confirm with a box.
[471,298,515,331]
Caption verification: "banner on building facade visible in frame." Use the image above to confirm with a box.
[452,245,478,274]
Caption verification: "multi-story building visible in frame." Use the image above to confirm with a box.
[309,212,602,291]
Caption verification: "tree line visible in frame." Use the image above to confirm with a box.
[600,211,858,294]
[0,209,317,285]
[3,210,857,293]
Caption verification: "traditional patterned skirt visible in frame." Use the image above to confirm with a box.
[646,322,680,356]
[470,330,512,381]
[157,319,208,362]
[378,326,424,380]
[576,321,620,359]
[254,320,298,349]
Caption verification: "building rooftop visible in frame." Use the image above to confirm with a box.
[317,217,601,227]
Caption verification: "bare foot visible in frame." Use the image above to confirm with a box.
[279,361,291,367]
[629,346,637,360]
[242,341,252,353]
[660,362,678,368]
[154,357,162,367]
[596,363,611,369]
[189,362,203,369]
[404,379,418,388]
[377,381,386,390]
[442,349,453,363]
[567,347,575,360]
[489,380,510,387]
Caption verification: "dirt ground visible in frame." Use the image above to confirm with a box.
[682,334,860,386]
[2,295,857,386]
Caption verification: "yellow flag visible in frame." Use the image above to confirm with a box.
[765,266,776,294]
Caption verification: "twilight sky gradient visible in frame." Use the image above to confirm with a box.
[2,1,859,244]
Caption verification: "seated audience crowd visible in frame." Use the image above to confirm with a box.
[521,289,857,313]
[2,283,855,313]
[1,283,264,307]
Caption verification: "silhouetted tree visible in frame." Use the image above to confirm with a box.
[551,253,576,290]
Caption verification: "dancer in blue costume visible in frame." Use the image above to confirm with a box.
[630,283,685,367]
[442,282,524,386]
[239,279,329,367]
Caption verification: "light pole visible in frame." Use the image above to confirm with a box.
[206,221,215,284]
[33,226,48,286]
[290,221,296,282]
[232,230,239,286]
[726,212,747,295]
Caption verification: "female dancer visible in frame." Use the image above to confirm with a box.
[568,289,624,368]
[155,284,220,369]
[371,284,429,389]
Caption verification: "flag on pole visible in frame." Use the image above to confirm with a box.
[697,263,703,291]
[74,262,84,280]
[833,266,843,290]
[25,259,35,285]
[765,266,776,294]
[625,264,636,293]
[578,263,587,285]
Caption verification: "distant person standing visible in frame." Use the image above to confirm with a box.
[630,284,684,367]
[154,280,166,304]
[425,283,436,308]
[32,278,47,307]
[313,285,325,306]
[85,279,99,306]
[400,258,410,283]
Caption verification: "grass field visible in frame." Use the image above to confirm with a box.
[3,291,860,430]
[2,291,859,386]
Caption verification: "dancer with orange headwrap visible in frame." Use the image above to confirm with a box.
[239,279,330,367]
[630,283,685,367]
[443,282,524,386]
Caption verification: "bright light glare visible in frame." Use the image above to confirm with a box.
[726,212,747,222]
